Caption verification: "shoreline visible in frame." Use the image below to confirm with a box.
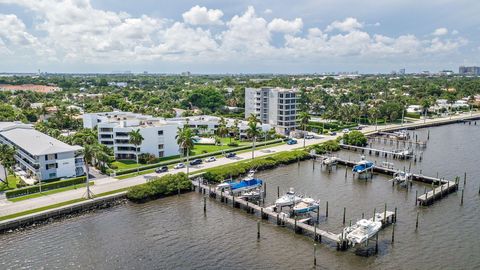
[0,112,479,230]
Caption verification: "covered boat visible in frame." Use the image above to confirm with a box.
[352,160,374,173]
[293,198,320,214]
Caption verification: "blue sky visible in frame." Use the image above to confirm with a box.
[0,0,478,74]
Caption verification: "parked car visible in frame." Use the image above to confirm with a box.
[342,128,350,134]
[205,156,216,163]
[354,126,363,130]
[189,159,202,166]
[225,152,236,158]
[286,139,298,145]
[173,163,185,169]
[305,134,314,139]
[155,166,168,173]
[330,131,337,136]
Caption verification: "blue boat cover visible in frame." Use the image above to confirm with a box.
[230,178,263,190]
[352,162,374,172]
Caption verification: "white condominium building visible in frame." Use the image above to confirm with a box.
[0,122,84,181]
[245,87,299,135]
[167,115,272,138]
[83,112,179,159]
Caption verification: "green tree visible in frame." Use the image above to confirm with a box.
[128,129,144,173]
[81,144,99,199]
[216,117,228,143]
[298,111,311,148]
[176,125,194,175]
[0,144,16,184]
[343,130,367,146]
[247,113,261,159]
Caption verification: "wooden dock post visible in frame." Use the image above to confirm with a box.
[313,243,317,266]
[391,223,395,244]
[394,207,397,223]
[362,212,364,219]
[461,189,464,206]
[383,203,387,225]
[317,206,320,222]
[415,190,418,205]
[203,196,207,213]
[325,201,329,218]
[415,211,419,231]
[464,172,467,187]
[343,207,346,225]
[345,165,348,178]
[314,225,317,241]
[277,186,280,198]
[375,233,379,254]
[263,182,267,197]
[373,208,376,221]
[257,220,260,240]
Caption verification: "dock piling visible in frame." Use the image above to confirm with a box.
[277,186,280,198]
[313,243,317,266]
[257,220,260,240]
[415,190,418,205]
[415,211,419,231]
[391,223,395,244]
[203,196,207,213]
[325,201,329,218]
[343,207,346,225]
[461,189,464,206]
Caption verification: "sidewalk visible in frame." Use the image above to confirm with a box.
[0,111,478,218]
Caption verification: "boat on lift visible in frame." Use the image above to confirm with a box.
[275,187,302,207]
[352,156,374,174]
[293,197,320,214]
[393,170,412,185]
[392,130,409,140]
[216,170,263,195]
[322,156,338,166]
[343,219,382,246]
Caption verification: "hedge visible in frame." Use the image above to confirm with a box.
[203,150,310,183]
[6,176,87,199]
[307,140,341,154]
[113,139,283,176]
[126,172,192,203]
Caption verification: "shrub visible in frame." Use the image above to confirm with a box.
[343,131,367,146]
[6,176,87,198]
[126,173,192,203]
[203,150,310,183]
[308,140,340,154]
[227,142,239,147]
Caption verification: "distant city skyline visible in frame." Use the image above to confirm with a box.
[0,0,479,74]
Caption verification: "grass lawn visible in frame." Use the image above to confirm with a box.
[112,155,181,170]
[8,182,93,202]
[0,175,20,191]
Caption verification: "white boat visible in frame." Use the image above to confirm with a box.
[352,156,374,174]
[392,130,409,140]
[393,171,412,185]
[322,156,338,166]
[380,161,395,169]
[343,219,382,246]
[293,197,320,214]
[239,188,263,200]
[275,187,302,207]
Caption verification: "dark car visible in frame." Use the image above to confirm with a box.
[155,166,168,173]
[189,159,203,166]
[225,152,236,158]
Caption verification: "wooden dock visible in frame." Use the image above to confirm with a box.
[311,154,458,206]
[368,136,427,148]
[192,179,396,251]
[339,144,414,159]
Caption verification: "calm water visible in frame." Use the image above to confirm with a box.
[1,123,479,270]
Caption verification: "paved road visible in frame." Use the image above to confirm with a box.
[0,112,478,217]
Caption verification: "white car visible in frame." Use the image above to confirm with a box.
[205,156,216,163]
[342,128,350,134]
[174,163,185,169]
[305,134,314,139]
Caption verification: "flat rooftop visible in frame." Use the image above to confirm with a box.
[0,125,82,155]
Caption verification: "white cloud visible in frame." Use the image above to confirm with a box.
[0,1,470,69]
[268,18,303,34]
[326,17,363,32]
[452,29,459,35]
[432,27,448,36]
[264,9,273,14]
[182,5,223,25]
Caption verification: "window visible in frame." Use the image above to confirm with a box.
[158,130,164,135]
[279,93,284,98]
[49,173,56,178]
[158,144,164,150]
[46,163,57,170]
[158,151,164,158]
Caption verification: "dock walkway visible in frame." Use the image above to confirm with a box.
[192,179,396,251]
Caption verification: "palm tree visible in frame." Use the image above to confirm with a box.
[368,107,380,131]
[216,117,228,144]
[0,144,16,184]
[247,113,261,159]
[176,125,194,175]
[128,129,144,173]
[298,111,311,148]
[81,144,98,199]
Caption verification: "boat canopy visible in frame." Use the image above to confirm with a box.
[230,178,263,190]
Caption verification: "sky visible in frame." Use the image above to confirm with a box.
[0,0,479,74]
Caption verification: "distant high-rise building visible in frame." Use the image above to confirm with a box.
[399,68,406,75]
[459,66,480,75]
